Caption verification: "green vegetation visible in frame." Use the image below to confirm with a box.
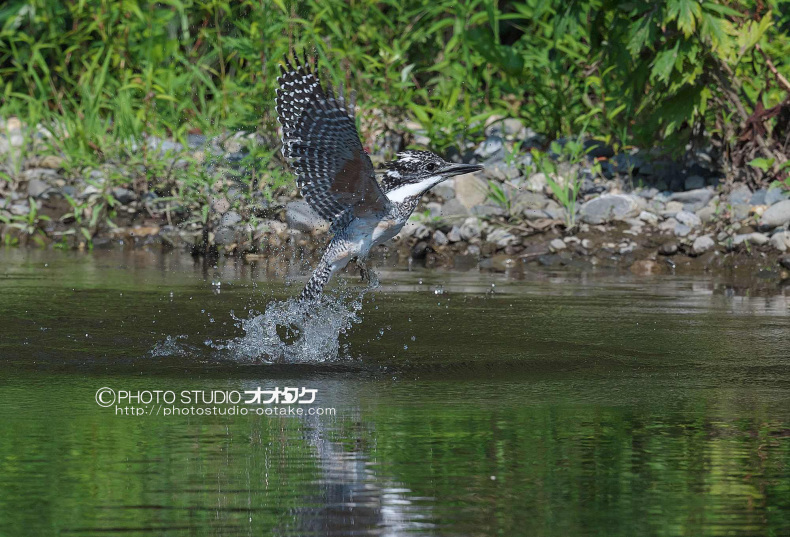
[1,0,790,245]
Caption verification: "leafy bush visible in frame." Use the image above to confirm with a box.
[1,0,789,185]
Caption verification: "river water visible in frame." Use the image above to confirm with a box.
[1,249,788,536]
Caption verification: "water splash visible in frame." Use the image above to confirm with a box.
[214,283,373,364]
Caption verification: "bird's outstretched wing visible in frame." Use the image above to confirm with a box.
[276,54,389,230]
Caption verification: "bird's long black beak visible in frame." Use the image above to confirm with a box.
[441,162,483,177]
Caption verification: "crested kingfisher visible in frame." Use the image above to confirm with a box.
[275,54,483,302]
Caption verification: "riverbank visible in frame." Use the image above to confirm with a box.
[2,116,790,281]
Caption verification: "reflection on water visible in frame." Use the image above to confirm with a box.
[0,249,789,536]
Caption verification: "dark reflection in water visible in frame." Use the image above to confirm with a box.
[0,249,789,536]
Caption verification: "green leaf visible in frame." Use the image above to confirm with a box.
[652,41,680,84]
[748,157,775,171]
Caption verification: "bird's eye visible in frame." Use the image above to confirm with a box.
[425,163,437,172]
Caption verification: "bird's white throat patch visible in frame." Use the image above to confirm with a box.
[385,175,444,203]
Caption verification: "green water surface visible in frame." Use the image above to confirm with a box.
[0,249,789,536]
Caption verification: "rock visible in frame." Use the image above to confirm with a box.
[630,260,660,275]
[455,175,488,208]
[487,228,519,247]
[696,205,717,224]
[79,185,101,198]
[474,135,505,161]
[766,186,790,206]
[440,198,470,218]
[524,172,547,192]
[411,224,431,240]
[662,201,685,216]
[459,217,481,240]
[433,180,456,200]
[433,230,449,246]
[675,210,701,228]
[426,202,443,219]
[684,175,705,190]
[759,200,790,229]
[10,203,30,216]
[691,235,715,256]
[578,194,640,224]
[780,255,790,270]
[396,221,422,239]
[768,231,790,252]
[447,226,462,243]
[731,203,751,221]
[213,227,238,245]
[659,242,678,255]
[37,155,64,169]
[674,223,692,237]
[111,187,137,204]
[220,211,242,227]
[733,232,769,246]
[512,191,548,213]
[638,211,659,225]
[285,200,329,233]
[658,217,679,232]
[549,238,566,252]
[670,188,715,210]
[484,161,521,181]
[211,196,231,214]
[750,189,768,206]
[27,179,50,197]
[728,184,752,205]
[471,204,506,217]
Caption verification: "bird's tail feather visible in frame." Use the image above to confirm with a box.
[299,259,333,303]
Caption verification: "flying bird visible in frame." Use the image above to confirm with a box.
[275,54,482,302]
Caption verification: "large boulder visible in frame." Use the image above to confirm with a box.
[579,194,640,224]
[759,200,790,230]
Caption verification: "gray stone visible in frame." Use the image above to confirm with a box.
[459,217,482,240]
[658,217,679,232]
[769,231,790,252]
[733,232,769,246]
[27,179,50,197]
[487,228,519,247]
[750,188,768,206]
[731,203,751,221]
[638,211,659,225]
[512,191,548,213]
[471,204,506,217]
[674,223,691,237]
[728,184,752,205]
[433,230,449,246]
[484,160,521,181]
[522,209,551,220]
[432,180,456,200]
[220,211,242,227]
[524,172,547,192]
[691,235,715,256]
[23,168,60,184]
[684,175,705,190]
[412,224,431,240]
[549,238,567,252]
[426,202,443,219]
[79,185,101,198]
[675,210,701,228]
[759,200,790,229]
[780,255,790,270]
[213,227,237,245]
[285,200,329,233]
[440,198,470,218]
[659,242,678,255]
[455,175,488,208]
[578,194,640,224]
[766,186,790,206]
[670,188,715,210]
[10,203,30,216]
[662,201,685,216]
[111,187,137,205]
[474,135,505,160]
[696,205,717,223]
[447,226,462,243]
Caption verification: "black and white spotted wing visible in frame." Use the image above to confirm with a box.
[275,54,389,230]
